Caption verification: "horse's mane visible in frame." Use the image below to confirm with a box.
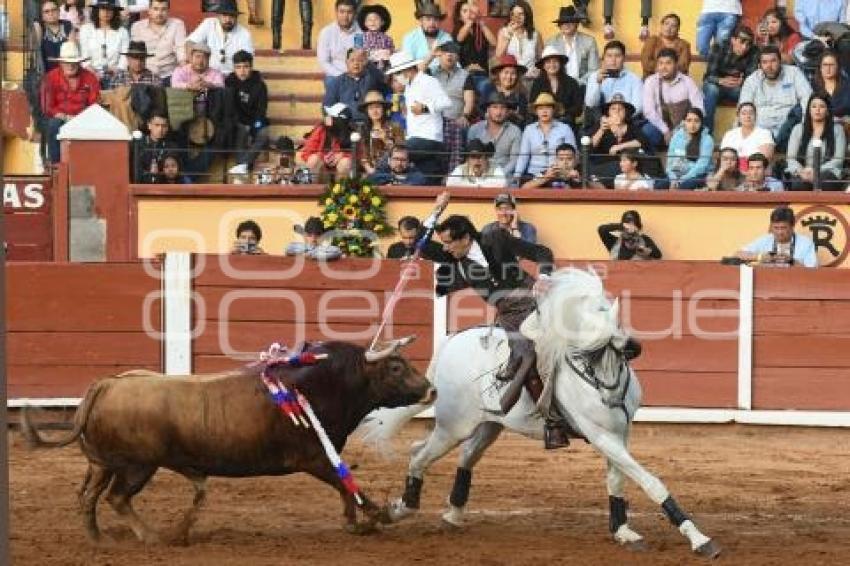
[532,268,623,378]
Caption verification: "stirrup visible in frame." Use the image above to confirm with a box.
[544,421,570,450]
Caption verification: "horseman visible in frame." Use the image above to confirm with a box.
[428,192,570,449]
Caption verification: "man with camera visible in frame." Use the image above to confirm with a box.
[735,206,818,267]
[284,216,342,260]
[522,142,582,188]
[231,220,267,255]
[584,40,643,130]
[597,210,662,260]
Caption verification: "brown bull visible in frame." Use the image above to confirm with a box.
[21,337,434,544]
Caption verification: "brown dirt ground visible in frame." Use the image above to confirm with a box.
[9,421,850,565]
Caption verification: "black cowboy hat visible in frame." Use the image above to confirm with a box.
[601,93,636,119]
[466,139,495,157]
[553,6,582,24]
[436,40,461,54]
[207,0,241,15]
[483,91,518,110]
[414,2,447,20]
[91,0,124,10]
[121,41,154,58]
[357,4,391,33]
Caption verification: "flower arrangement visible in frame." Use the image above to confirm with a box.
[318,177,393,257]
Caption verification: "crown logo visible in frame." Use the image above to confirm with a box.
[801,215,838,228]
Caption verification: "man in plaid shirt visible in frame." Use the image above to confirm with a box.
[702,24,757,132]
[107,41,163,88]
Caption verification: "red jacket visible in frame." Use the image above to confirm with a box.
[40,66,100,119]
[300,125,347,163]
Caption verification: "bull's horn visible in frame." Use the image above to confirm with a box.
[365,335,417,363]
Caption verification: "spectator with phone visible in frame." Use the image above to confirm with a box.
[357,90,405,175]
[584,40,643,129]
[481,193,538,244]
[522,142,582,188]
[588,94,649,188]
[597,210,662,260]
[755,8,801,64]
[705,147,745,191]
[285,217,343,260]
[231,220,267,255]
[735,206,817,267]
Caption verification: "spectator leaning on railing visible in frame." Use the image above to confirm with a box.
[41,41,101,164]
[387,216,443,260]
[784,94,847,191]
[231,220,267,255]
[735,206,818,267]
[285,217,343,260]
[739,45,812,152]
[130,0,186,87]
[185,0,254,75]
[446,139,507,188]
[467,91,522,178]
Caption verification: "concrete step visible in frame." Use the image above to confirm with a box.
[268,95,324,120]
[265,71,325,96]
[254,49,321,74]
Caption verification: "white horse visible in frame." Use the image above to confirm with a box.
[363,267,720,559]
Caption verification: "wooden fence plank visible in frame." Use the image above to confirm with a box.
[638,371,738,408]
[753,368,850,410]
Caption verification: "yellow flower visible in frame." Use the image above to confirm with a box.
[324,221,333,229]
[371,196,382,206]
[348,195,359,204]
[364,213,374,223]
[362,186,372,195]
[326,212,338,223]
[332,184,342,194]
[343,205,357,219]
[374,224,384,232]
[325,197,333,205]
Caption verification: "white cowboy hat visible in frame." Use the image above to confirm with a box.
[49,41,89,64]
[385,51,421,76]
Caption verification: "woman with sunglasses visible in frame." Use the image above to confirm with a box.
[78,0,129,83]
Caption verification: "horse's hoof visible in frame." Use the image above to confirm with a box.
[695,539,722,559]
[385,498,415,523]
[440,510,464,529]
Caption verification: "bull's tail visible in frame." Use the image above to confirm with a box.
[20,380,106,449]
[357,402,433,456]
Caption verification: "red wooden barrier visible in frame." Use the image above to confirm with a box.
[3,177,53,261]
[6,263,162,398]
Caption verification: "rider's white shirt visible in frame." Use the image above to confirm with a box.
[466,241,490,270]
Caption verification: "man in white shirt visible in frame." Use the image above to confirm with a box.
[386,50,452,184]
[316,0,360,82]
[736,206,818,267]
[185,0,253,75]
[446,139,507,188]
[131,0,186,84]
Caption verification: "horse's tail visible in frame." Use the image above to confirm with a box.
[20,379,106,449]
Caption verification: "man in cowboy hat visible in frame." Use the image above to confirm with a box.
[225,50,270,176]
[131,0,187,86]
[171,42,224,90]
[285,216,343,260]
[41,41,101,163]
[515,92,577,181]
[317,0,360,80]
[402,2,452,72]
[108,40,161,88]
[546,5,599,86]
[271,0,313,50]
[186,0,254,75]
[468,92,522,178]
[386,50,452,183]
[446,139,508,188]
[322,47,388,122]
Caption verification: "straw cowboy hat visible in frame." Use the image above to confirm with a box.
[358,90,392,112]
[121,41,154,58]
[529,92,564,115]
[49,41,89,64]
[385,51,421,75]
[490,54,527,75]
[414,3,446,20]
[536,45,569,70]
[357,4,391,33]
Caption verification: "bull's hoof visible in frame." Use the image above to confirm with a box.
[345,521,378,536]
[695,539,722,559]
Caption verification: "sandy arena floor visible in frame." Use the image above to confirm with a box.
[9,420,850,565]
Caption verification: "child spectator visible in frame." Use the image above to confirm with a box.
[225,50,270,177]
[598,210,662,260]
[614,151,653,190]
[358,4,394,71]
[658,108,714,190]
[159,154,191,184]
